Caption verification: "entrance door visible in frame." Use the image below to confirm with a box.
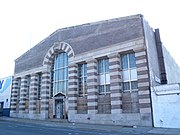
[0,102,3,116]
[55,99,63,119]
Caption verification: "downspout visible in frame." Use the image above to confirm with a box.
[154,29,167,84]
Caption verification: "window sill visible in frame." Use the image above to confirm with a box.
[123,89,138,93]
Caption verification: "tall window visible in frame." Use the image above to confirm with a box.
[98,58,110,94]
[53,52,68,96]
[26,75,31,99]
[121,52,138,91]
[50,61,54,98]
[17,78,21,101]
[78,63,87,96]
[37,73,42,100]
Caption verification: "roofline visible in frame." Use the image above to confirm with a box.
[15,14,143,62]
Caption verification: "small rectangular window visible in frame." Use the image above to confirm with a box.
[26,75,31,99]
[17,79,21,101]
[78,63,87,96]
[37,73,42,100]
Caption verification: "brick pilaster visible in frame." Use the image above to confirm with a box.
[68,64,78,114]
[19,77,27,113]
[40,71,50,119]
[135,49,151,114]
[87,59,98,114]
[109,53,122,113]
[29,73,39,114]
[10,78,19,113]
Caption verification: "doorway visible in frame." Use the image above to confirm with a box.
[0,102,3,116]
[55,99,64,119]
[54,93,67,119]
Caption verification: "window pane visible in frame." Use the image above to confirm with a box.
[79,86,83,95]
[64,68,68,80]
[55,70,58,81]
[105,59,109,73]
[121,54,128,69]
[129,53,136,68]
[59,69,63,80]
[59,54,63,68]
[131,81,138,89]
[98,60,102,73]
[64,53,68,66]
[54,82,57,95]
[84,83,87,94]
[98,85,104,93]
[63,82,67,94]
[106,84,110,92]
[122,70,130,81]
[105,73,110,84]
[84,76,87,82]
[17,79,21,99]
[54,57,57,69]
[99,74,105,85]
[130,69,137,80]
[123,82,130,90]
[59,82,63,93]
[84,64,87,76]
[78,66,82,77]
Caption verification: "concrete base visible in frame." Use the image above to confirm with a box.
[10,113,46,120]
[68,113,152,127]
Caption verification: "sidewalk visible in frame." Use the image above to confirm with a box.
[0,116,180,135]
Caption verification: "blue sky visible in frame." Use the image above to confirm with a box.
[0,0,179,78]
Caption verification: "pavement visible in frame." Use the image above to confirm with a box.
[0,116,180,135]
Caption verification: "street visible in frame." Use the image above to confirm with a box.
[0,119,177,135]
[0,120,130,135]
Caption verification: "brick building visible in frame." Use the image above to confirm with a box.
[10,14,180,126]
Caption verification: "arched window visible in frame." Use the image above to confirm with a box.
[52,52,68,96]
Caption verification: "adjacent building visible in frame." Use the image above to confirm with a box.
[10,14,180,127]
[0,76,12,116]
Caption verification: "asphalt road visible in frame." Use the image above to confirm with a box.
[0,120,136,135]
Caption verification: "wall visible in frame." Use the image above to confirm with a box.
[0,76,12,116]
[14,15,143,74]
[142,19,161,86]
[151,84,180,128]
[162,46,180,83]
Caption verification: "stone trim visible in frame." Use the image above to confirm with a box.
[43,42,74,66]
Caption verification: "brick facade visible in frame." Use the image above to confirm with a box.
[10,14,160,126]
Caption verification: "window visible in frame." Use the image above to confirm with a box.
[78,63,87,96]
[53,52,68,96]
[37,73,42,99]
[17,79,21,101]
[98,58,110,94]
[50,61,54,98]
[26,75,31,99]
[121,53,138,91]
